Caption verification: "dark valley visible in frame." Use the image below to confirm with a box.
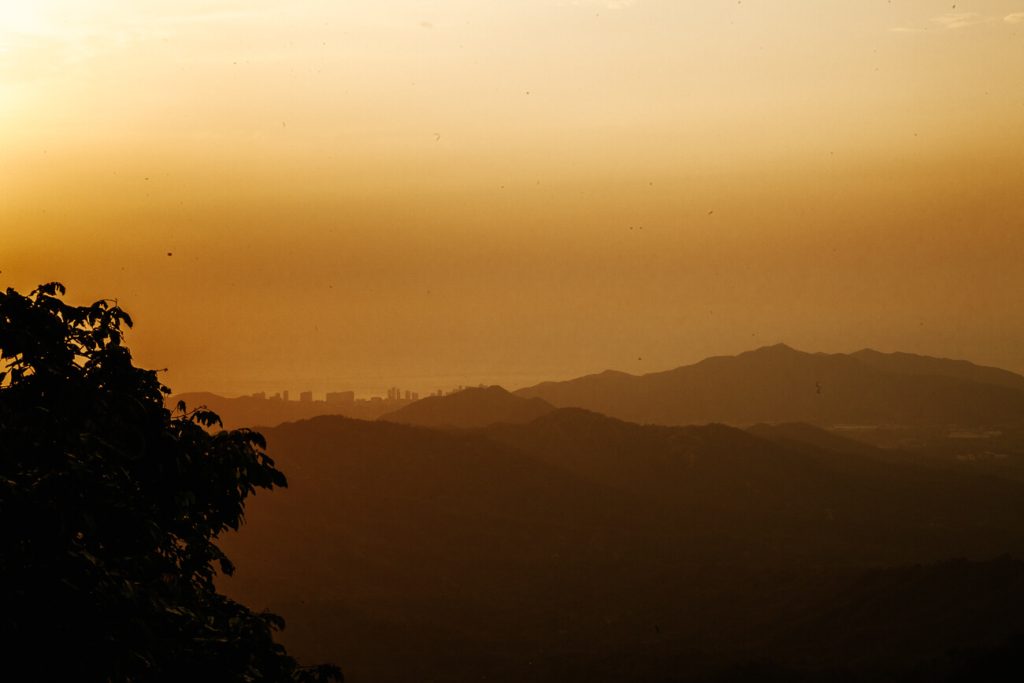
[214,348,1024,681]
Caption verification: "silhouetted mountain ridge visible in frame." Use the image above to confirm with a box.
[221,411,1024,682]
[166,391,411,429]
[516,344,1024,428]
[851,348,1024,391]
[379,385,555,429]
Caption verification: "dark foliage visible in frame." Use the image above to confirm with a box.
[0,283,341,682]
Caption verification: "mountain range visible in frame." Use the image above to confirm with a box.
[514,344,1024,428]
[167,391,409,430]
[172,345,1024,432]
[379,385,554,429]
[187,344,1024,679]
[221,408,1024,682]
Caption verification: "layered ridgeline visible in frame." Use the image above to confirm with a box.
[221,409,1024,683]
[166,391,412,430]
[379,385,555,428]
[170,346,1024,430]
[515,344,1024,428]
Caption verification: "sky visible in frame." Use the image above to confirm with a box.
[3,0,1024,396]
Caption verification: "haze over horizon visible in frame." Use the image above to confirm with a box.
[4,0,1024,394]
[166,343,1024,401]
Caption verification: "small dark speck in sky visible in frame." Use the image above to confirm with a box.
[167,252,173,257]
[707,210,714,215]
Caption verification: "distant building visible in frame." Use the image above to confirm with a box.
[282,390,289,402]
[326,391,355,403]
[299,390,313,402]
[250,391,266,400]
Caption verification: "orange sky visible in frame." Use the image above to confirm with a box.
[3,1,1024,395]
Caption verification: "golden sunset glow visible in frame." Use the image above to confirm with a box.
[4,0,1024,395]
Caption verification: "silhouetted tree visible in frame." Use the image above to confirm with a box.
[0,283,341,682]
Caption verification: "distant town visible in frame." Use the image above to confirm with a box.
[167,384,500,430]
[243,385,489,405]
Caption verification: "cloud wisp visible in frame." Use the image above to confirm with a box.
[930,12,994,29]
[890,10,1007,33]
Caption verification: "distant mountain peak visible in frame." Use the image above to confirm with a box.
[516,344,1024,428]
[380,384,554,429]
[749,342,801,354]
[454,385,513,396]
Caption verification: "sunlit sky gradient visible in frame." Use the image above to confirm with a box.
[3,1,1024,395]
